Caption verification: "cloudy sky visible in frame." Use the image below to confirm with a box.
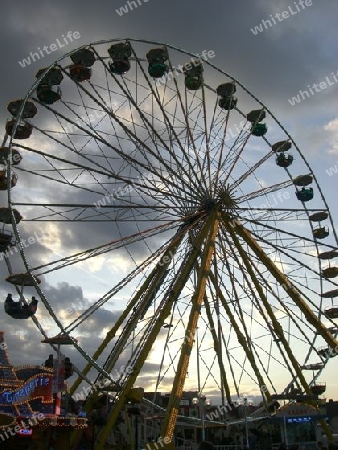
[0,0,338,407]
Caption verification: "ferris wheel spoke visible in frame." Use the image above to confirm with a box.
[65,238,179,335]
[71,228,189,394]
[232,227,338,354]
[199,351,222,394]
[155,308,191,388]
[227,217,338,357]
[236,180,294,204]
[199,84,212,191]
[268,292,322,358]
[223,345,260,392]
[207,266,271,400]
[251,285,316,386]
[30,100,126,171]
[61,62,203,200]
[31,219,178,276]
[237,206,326,217]
[4,39,338,449]
[160,212,219,441]
[14,142,114,180]
[214,118,257,187]
[236,240,322,349]
[152,321,180,395]
[13,137,179,203]
[210,253,229,407]
[127,47,208,194]
[100,264,173,376]
[106,73,168,173]
[223,219,312,395]
[247,227,323,283]
[61,93,117,174]
[210,106,233,190]
[220,226,313,387]
[232,149,276,190]
[93,214,215,447]
[215,239,279,392]
[12,203,182,224]
[219,123,249,166]
[182,97,209,190]
[166,66,209,192]
[34,97,197,203]
[203,293,233,404]
[16,165,109,200]
[222,130,254,186]
[244,217,338,290]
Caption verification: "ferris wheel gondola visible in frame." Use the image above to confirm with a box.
[2,38,338,449]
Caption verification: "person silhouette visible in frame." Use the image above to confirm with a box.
[5,293,14,303]
[44,354,54,368]
[29,296,38,313]
[4,293,15,313]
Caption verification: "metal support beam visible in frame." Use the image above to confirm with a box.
[93,214,215,450]
[160,211,220,445]
[230,217,338,351]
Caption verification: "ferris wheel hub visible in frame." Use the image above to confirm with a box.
[201,198,218,213]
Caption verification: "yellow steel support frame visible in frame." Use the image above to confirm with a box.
[159,211,220,448]
[229,217,338,351]
[219,228,293,393]
[203,294,233,404]
[93,215,215,450]
[98,248,180,377]
[70,230,187,448]
[223,216,314,393]
[208,269,272,402]
[70,231,186,397]
[224,215,335,440]
[212,250,227,407]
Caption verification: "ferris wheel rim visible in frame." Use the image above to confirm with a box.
[2,40,337,439]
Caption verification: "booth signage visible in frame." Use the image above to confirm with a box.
[0,374,53,405]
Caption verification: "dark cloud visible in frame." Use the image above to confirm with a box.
[0,0,337,402]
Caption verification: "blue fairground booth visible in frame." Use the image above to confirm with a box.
[269,403,326,449]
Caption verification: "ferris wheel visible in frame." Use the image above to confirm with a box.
[1,38,338,449]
